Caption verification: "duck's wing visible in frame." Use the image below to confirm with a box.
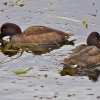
[23,26,72,36]
[63,46,100,67]
[22,26,73,43]
[69,44,86,57]
[65,46,100,61]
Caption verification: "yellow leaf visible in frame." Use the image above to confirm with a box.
[19,4,24,7]
[12,68,33,75]
[13,70,27,74]
[46,14,87,27]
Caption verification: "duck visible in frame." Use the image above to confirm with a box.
[63,32,100,67]
[0,22,73,44]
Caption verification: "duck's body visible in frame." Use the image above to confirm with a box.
[11,26,70,43]
[0,23,72,43]
[63,45,100,67]
[63,32,100,67]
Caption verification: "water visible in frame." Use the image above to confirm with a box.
[0,0,100,100]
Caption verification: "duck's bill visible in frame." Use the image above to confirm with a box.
[0,29,4,38]
[0,34,4,38]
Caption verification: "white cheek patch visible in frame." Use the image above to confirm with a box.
[72,65,78,68]
[3,36,10,41]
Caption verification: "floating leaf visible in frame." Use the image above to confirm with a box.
[19,4,24,7]
[3,2,7,6]
[13,68,33,75]
[13,70,27,74]
[81,20,88,28]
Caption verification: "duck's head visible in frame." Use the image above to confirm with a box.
[0,22,22,38]
[87,32,100,48]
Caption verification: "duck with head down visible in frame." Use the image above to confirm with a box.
[0,22,73,44]
[63,32,100,67]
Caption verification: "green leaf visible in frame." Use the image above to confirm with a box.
[46,14,87,27]
[81,20,88,28]
[12,68,33,75]
[13,70,27,74]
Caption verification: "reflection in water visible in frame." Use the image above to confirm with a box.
[15,39,75,55]
[0,40,22,57]
[0,39,24,65]
[60,65,100,82]
[0,38,75,64]
[0,38,75,56]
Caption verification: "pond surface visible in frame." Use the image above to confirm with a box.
[0,0,100,100]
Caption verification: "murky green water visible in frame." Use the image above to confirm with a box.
[0,0,100,100]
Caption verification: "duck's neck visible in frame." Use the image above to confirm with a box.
[10,34,24,42]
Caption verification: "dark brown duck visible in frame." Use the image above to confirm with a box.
[0,22,73,43]
[63,32,100,67]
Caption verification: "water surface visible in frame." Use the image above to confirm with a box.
[0,0,100,100]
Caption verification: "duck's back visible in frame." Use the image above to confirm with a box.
[63,46,100,67]
[22,26,72,43]
[23,26,68,35]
